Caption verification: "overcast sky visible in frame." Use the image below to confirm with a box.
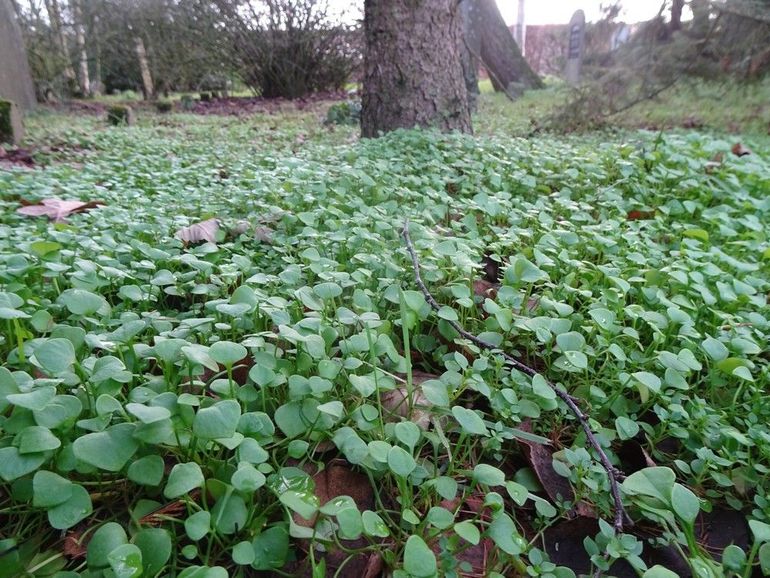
[330,1,671,26]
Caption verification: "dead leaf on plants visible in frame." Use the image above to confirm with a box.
[384,371,438,429]
[1,146,36,167]
[17,199,105,222]
[292,460,379,577]
[138,489,200,526]
[731,143,752,157]
[626,209,656,221]
[229,219,275,243]
[63,528,88,559]
[518,424,595,518]
[176,218,219,245]
[473,279,498,300]
[439,492,493,577]
[254,225,274,244]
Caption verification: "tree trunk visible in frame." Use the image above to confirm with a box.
[71,0,90,96]
[44,0,77,91]
[670,0,684,32]
[91,13,103,96]
[361,0,471,138]
[474,0,542,96]
[0,0,36,110]
[134,36,155,100]
[460,0,481,112]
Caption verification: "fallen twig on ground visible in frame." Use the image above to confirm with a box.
[401,218,631,533]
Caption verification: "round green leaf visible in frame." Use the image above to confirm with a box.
[48,484,92,530]
[473,464,506,486]
[209,341,247,367]
[403,535,436,577]
[193,400,240,440]
[0,447,47,482]
[16,425,61,453]
[251,526,290,571]
[7,386,57,411]
[164,462,204,499]
[454,520,480,545]
[133,528,172,576]
[34,338,76,375]
[563,350,588,369]
[126,403,171,424]
[231,463,266,493]
[59,289,109,316]
[185,510,211,541]
[108,543,143,578]
[394,421,421,451]
[362,510,390,537]
[451,406,487,435]
[87,522,128,569]
[232,541,255,565]
[127,455,165,486]
[615,416,640,441]
[387,446,416,478]
[671,483,699,525]
[73,423,139,472]
[33,470,73,508]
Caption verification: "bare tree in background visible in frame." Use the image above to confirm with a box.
[71,0,90,96]
[43,0,77,91]
[469,0,543,96]
[133,31,155,99]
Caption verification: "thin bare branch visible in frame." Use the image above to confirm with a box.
[401,218,631,533]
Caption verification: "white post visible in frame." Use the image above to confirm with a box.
[517,0,526,56]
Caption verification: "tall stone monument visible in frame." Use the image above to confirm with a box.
[564,9,586,86]
[0,0,35,144]
[0,0,36,111]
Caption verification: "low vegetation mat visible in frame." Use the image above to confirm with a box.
[0,109,769,577]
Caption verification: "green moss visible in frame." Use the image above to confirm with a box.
[0,100,12,143]
[155,100,173,113]
[180,95,195,111]
[107,105,133,126]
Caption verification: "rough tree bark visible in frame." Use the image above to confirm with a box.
[44,0,77,91]
[361,0,472,138]
[0,0,36,110]
[71,0,90,96]
[460,0,481,112]
[474,0,542,96]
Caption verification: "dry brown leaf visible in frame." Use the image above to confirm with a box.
[731,143,752,157]
[63,529,88,559]
[17,199,104,222]
[626,209,656,221]
[176,218,219,245]
[362,552,385,578]
[518,424,596,519]
[473,279,498,300]
[138,489,200,526]
[383,371,436,429]
[291,461,379,577]
[231,220,251,236]
[254,225,274,244]
[439,493,493,577]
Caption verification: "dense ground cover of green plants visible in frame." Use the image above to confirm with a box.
[0,105,769,578]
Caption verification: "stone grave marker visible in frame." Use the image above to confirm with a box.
[565,9,586,85]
